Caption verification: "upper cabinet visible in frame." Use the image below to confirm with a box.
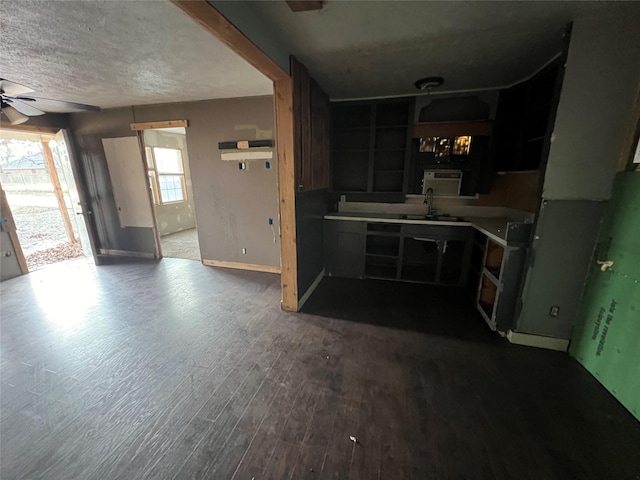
[493,58,564,172]
[331,99,414,196]
[292,56,331,192]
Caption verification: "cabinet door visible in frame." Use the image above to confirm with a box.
[324,221,365,278]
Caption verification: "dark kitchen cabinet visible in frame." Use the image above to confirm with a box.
[365,222,402,280]
[401,224,473,287]
[331,99,414,195]
[493,58,565,172]
[324,220,366,278]
[292,56,330,192]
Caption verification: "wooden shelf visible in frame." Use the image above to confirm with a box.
[365,253,399,259]
[331,99,412,194]
[482,267,500,287]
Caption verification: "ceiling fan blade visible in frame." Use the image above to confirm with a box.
[4,98,46,116]
[14,96,100,114]
[0,78,35,96]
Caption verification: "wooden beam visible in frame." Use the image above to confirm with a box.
[0,186,28,274]
[413,121,493,138]
[130,120,188,131]
[0,122,58,139]
[202,259,281,274]
[274,78,298,311]
[286,0,323,12]
[41,141,76,243]
[170,0,288,82]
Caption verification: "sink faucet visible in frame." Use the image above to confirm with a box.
[424,187,434,215]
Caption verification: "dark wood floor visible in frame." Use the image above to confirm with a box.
[1,259,639,480]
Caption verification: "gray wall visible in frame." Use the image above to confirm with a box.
[70,96,280,268]
[516,12,640,339]
[143,130,197,236]
[70,108,157,255]
[543,14,640,200]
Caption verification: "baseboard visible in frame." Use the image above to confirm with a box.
[507,331,570,352]
[99,249,156,259]
[202,259,281,274]
[297,268,325,311]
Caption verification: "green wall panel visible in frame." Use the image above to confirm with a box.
[570,172,640,421]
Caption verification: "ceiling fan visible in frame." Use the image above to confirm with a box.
[0,78,100,125]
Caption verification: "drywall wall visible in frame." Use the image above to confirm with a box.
[0,231,22,281]
[143,130,197,236]
[570,172,640,421]
[516,200,606,339]
[516,11,640,340]
[543,13,640,200]
[69,108,157,255]
[130,96,280,268]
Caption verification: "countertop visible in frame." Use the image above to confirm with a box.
[324,212,527,246]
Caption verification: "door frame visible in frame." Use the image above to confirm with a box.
[0,125,100,268]
[171,0,298,310]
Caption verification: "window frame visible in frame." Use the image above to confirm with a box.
[145,146,188,205]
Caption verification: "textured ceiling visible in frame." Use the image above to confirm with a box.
[248,0,640,99]
[1,0,273,109]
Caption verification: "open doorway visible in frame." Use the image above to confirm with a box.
[141,127,200,261]
[0,130,93,271]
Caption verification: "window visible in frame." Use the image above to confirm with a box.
[145,147,187,204]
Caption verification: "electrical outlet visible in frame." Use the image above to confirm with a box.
[549,306,560,317]
[242,248,247,255]
[268,218,273,225]
[238,162,246,170]
[265,161,271,169]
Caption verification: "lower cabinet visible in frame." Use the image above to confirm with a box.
[401,224,473,287]
[325,220,473,287]
[324,220,366,278]
[469,231,529,332]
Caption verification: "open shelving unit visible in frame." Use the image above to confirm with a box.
[331,99,414,194]
[364,223,401,280]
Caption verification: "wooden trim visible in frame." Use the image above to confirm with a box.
[618,83,640,171]
[274,78,299,311]
[0,186,29,274]
[98,248,157,259]
[506,331,569,352]
[297,268,324,310]
[0,122,60,136]
[41,141,76,243]
[170,0,288,82]
[413,121,493,138]
[203,259,281,274]
[135,132,163,258]
[130,120,188,131]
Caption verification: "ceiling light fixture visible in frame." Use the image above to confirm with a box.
[1,104,29,125]
[415,76,444,95]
